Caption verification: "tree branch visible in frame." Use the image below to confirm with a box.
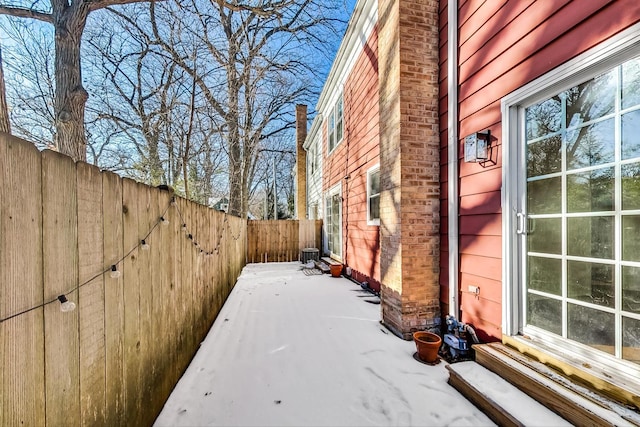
[88,0,162,12]
[0,6,53,23]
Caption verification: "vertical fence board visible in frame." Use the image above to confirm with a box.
[122,178,142,425]
[42,149,80,427]
[181,198,195,370]
[102,170,125,426]
[157,191,175,407]
[0,136,45,426]
[174,199,185,373]
[140,184,157,424]
[77,162,106,426]
[169,197,181,384]
[196,205,206,339]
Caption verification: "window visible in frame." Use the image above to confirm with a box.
[516,54,640,365]
[328,94,344,153]
[325,184,342,258]
[367,165,380,225]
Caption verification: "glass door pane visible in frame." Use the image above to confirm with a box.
[522,55,640,364]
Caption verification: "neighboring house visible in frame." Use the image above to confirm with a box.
[212,197,229,212]
[298,0,640,391]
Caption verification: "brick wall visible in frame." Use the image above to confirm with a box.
[378,0,441,339]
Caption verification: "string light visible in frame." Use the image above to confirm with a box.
[109,265,121,279]
[58,295,76,313]
[0,196,243,325]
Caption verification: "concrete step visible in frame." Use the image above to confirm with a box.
[470,343,640,426]
[320,256,341,266]
[314,260,331,273]
[447,361,571,427]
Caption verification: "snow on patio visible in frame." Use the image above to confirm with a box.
[154,262,494,427]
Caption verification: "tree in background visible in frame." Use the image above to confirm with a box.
[0,46,9,133]
[1,0,347,215]
[93,0,341,217]
[0,0,163,161]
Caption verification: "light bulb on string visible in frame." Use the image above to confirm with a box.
[160,216,170,226]
[182,224,188,234]
[110,265,121,279]
[170,196,177,206]
[141,239,150,251]
[58,295,76,313]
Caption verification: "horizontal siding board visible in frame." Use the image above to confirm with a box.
[460,191,501,215]
[460,235,501,258]
[458,0,484,28]
[460,253,501,282]
[460,310,502,341]
[459,167,501,196]
[459,0,511,48]
[460,273,502,304]
[460,294,502,326]
[459,101,501,138]
[459,213,501,236]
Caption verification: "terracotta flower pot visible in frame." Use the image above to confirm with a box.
[329,264,343,277]
[413,331,442,363]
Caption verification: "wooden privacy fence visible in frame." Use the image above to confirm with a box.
[247,219,323,263]
[0,134,247,426]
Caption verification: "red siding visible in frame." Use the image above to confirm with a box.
[323,27,381,291]
[439,0,640,341]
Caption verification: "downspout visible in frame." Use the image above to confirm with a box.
[447,0,459,317]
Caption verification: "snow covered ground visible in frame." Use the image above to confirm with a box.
[154,262,495,427]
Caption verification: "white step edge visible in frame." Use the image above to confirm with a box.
[448,361,572,427]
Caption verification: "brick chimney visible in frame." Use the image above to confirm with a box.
[378,0,441,338]
[295,104,308,219]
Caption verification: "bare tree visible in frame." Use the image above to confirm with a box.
[136,0,341,217]
[0,20,56,147]
[84,11,228,199]
[0,46,9,133]
[0,0,162,161]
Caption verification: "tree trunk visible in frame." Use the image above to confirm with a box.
[0,47,10,134]
[54,16,89,161]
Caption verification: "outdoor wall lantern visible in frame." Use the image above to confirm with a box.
[464,130,491,163]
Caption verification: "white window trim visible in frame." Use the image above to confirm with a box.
[325,183,342,261]
[308,142,317,177]
[501,22,640,377]
[366,164,380,226]
[327,94,344,155]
